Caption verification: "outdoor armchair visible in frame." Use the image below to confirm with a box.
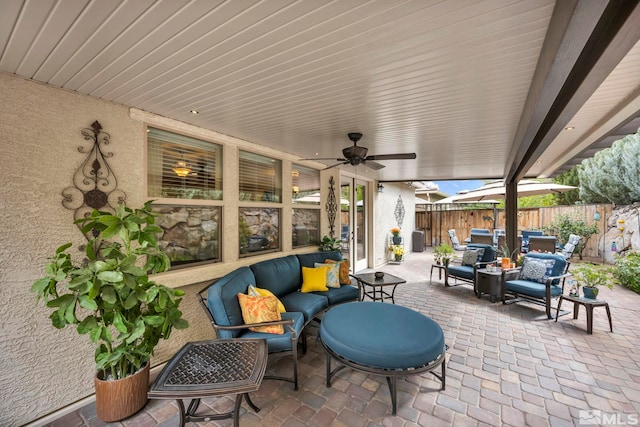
[528,235,557,253]
[501,252,571,319]
[447,229,467,251]
[470,233,493,245]
[521,230,543,253]
[559,234,581,259]
[445,243,496,290]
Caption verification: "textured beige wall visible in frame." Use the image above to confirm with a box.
[0,72,385,426]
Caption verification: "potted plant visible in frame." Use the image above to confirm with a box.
[31,202,189,422]
[388,245,405,262]
[571,263,613,299]
[390,227,402,244]
[319,235,342,251]
[434,243,455,266]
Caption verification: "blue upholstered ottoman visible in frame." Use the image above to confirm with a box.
[319,302,446,415]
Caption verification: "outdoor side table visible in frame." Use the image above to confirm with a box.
[430,264,447,283]
[352,272,407,304]
[476,268,503,302]
[148,339,267,427]
[555,294,612,334]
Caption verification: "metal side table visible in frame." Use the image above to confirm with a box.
[149,339,267,427]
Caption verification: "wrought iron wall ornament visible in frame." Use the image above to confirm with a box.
[62,120,126,238]
[394,195,405,229]
[326,176,338,238]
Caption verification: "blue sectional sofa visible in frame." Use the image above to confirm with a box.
[198,251,359,389]
[445,243,496,290]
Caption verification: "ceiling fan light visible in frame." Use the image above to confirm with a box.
[172,160,191,177]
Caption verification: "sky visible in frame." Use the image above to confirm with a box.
[432,180,485,196]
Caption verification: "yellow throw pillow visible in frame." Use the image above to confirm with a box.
[301,266,329,292]
[247,284,286,313]
[237,293,284,334]
[325,259,351,285]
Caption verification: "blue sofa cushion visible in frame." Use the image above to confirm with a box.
[297,251,342,267]
[237,311,305,353]
[447,265,474,280]
[279,291,329,322]
[505,280,563,299]
[320,302,445,369]
[313,285,359,305]
[250,255,301,297]
[467,243,495,262]
[206,267,255,338]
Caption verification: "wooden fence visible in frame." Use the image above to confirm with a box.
[415,203,613,261]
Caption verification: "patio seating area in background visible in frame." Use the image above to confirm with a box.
[53,247,640,427]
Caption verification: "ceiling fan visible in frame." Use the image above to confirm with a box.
[304,132,417,170]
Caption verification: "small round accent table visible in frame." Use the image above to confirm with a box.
[319,302,447,415]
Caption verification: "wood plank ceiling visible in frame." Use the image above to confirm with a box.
[1,0,639,182]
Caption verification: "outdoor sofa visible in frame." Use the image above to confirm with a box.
[198,251,359,389]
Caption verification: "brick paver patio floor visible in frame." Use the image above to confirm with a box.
[50,249,640,427]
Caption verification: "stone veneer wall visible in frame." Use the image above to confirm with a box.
[0,72,367,426]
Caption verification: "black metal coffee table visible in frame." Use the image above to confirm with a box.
[148,339,267,427]
[352,272,407,304]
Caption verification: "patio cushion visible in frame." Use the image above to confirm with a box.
[447,264,475,281]
[521,252,567,285]
[237,293,283,334]
[315,262,340,288]
[239,311,304,353]
[279,291,329,322]
[520,258,555,284]
[505,280,563,299]
[462,247,485,266]
[301,266,329,292]
[325,259,351,285]
[247,285,286,313]
[312,284,359,306]
[250,255,301,297]
[206,267,255,338]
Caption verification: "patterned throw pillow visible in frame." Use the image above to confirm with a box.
[247,284,286,313]
[519,258,556,284]
[325,259,351,285]
[315,262,340,288]
[301,266,330,292]
[237,293,284,334]
[462,248,485,266]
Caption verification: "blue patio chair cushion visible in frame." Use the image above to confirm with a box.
[519,257,555,284]
[320,302,445,369]
[468,243,495,262]
[520,252,566,284]
[504,279,563,299]
[237,311,305,353]
[462,247,485,266]
[279,291,329,322]
[250,255,301,297]
[206,267,256,338]
[447,264,475,280]
[312,284,359,305]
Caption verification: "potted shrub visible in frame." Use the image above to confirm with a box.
[31,202,189,422]
[319,235,342,251]
[571,263,613,299]
[434,243,455,266]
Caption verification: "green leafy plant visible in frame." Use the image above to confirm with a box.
[31,201,189,380]
[612,251,640,294]
[434,243,455,264]
[572,263,613,290]
[542,212,598,259]
[318,235,342,251]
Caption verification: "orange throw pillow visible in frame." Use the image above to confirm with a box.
[237,293,284,334]
[326,259,351,285]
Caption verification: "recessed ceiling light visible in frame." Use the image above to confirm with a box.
[564,126,574,131]
[190,110,199,114]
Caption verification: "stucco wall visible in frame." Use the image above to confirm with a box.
[0,72,386,425]
[373,183,416,267]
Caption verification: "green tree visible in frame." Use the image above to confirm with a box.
[542,212,598,260]
[553,167,580,205]
[579,131,640,204]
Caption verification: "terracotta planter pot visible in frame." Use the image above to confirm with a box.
[94,363,149,422]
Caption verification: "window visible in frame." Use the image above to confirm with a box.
[292,164,320,204]
[239,208,280,256]
[147,127,222,200]
[152,205,221,269]
[293,208,320,248]
[239,151,281,202]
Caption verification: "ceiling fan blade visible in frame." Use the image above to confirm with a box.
[299,157,344,161]
[323,161,348,170]
[366,153,416,161]
[363,160,385,170]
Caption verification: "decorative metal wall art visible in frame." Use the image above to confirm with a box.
[326,176,338,238]
[394,195,405,228]
[62,120,126,238]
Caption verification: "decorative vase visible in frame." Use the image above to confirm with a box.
[94,363,150,422]
[392,235,402,244]
[583,287,598,300]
